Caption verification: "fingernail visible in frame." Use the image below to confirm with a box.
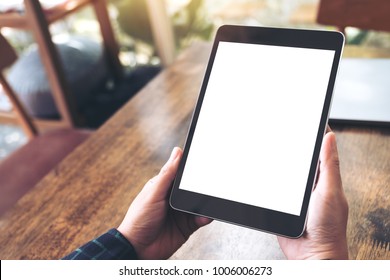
[169,147,180,161]
[330,132,337,149]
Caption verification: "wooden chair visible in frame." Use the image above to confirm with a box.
[0,0,122,129]
[317,0,390,34]
[317,0,390,59]
[0,33,91,217]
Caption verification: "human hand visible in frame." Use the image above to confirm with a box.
[278,130,349,259]
[117,147,212,259]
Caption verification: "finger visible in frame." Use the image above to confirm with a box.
[326,124,332,134]
[314,126,333,189]
[159,147,182,178]
[175,213,213,238]
[318,132,342,192]
[194,216,213,228]
[145,147,183,200]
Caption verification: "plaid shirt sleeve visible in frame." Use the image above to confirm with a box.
[62,228,138,260]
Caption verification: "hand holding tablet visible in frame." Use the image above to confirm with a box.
[114,132,348,260]
[170,25,345,238]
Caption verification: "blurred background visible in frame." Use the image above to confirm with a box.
[1,0,389,160]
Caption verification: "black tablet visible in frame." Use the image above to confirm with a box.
[170,25,344,238]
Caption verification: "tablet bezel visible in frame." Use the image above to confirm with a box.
[170,25,344,238]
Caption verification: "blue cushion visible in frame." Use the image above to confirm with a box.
[7,36,108,118]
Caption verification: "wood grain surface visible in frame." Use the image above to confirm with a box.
[0,43,389,259]
[335,126,390,259]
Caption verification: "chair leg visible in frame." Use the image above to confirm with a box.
[24,0,81,127]
[92,0,123,81]
[0,73,38,138]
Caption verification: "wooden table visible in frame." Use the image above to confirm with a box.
[0,43,389,260]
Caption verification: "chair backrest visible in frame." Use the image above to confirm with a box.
[317,0,390,33]
[0,32,38,138]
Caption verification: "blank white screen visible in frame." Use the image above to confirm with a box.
[179,42,335,215]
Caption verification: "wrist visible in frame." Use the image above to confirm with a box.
[305,241,349,260]
[117,224,146,259]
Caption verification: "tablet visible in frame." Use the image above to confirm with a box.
[170,25,344,238]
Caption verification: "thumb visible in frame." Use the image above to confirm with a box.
[318,132,342,192]
[144,147,183,200]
